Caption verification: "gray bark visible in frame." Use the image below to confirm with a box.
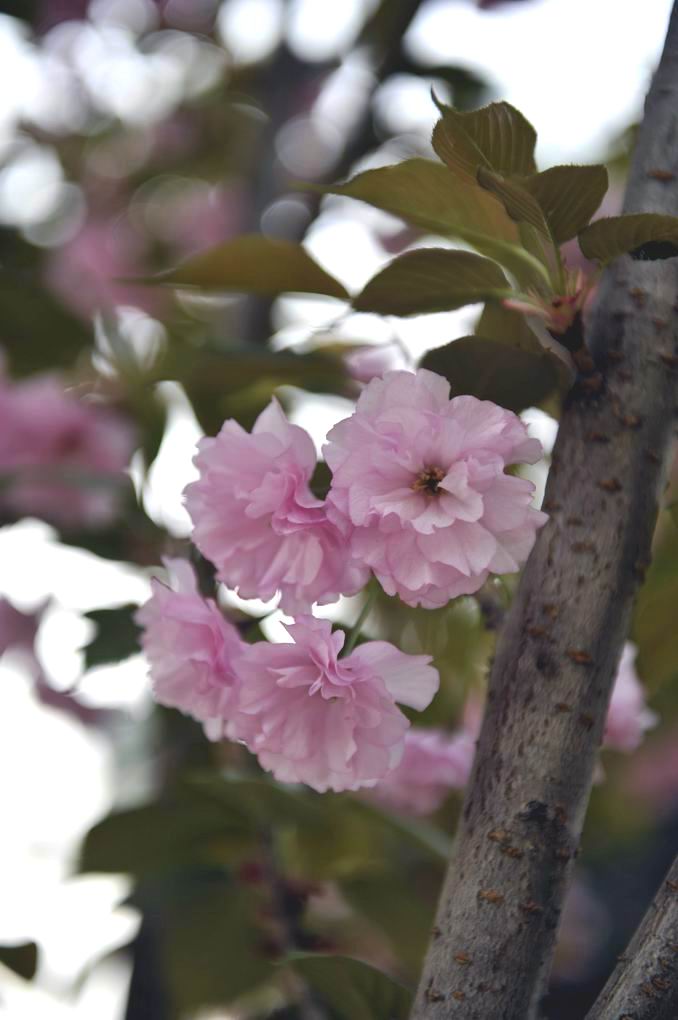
[410,5,678,1019]
[586,854,678,1020]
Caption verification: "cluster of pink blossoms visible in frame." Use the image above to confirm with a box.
[137,560,437,793]
[0,368,134,528]
[136,367,655,798]
[137,367,550,794]
[185,370,547,611]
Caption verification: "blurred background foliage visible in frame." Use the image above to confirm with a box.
[0,1,676,1019]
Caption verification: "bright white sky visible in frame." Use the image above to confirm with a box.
[0,0,673,1015]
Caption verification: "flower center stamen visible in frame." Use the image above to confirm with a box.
[412,466,445,495]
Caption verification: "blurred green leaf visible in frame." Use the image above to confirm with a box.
[632,526,678,691]
[83,604,141,669]
[185,773,328,830]
[326,160,547,288]
[353,249,510,316]
[0,274,92,376]
[341,873,435,971]
[165,875,273,1016]
[373,592,493,726]
[80,797,255,877]
[523,165,609,243]
[421,335,560,411]
[153,235,350,299]
[345,799,452,863]
[160,345,350,436]
[0,942,38,980]
[289,954,412,1020]
[578,213,678,263]
[432,101,537,180]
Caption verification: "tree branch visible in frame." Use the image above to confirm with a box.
[410,5,678,1018]
[586,854,678,1020]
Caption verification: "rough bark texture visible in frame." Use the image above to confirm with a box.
[586,854,678,1020]
[411,6,678,1019]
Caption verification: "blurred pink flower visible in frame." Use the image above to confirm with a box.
[185,399,369,613]
[324,369,546,609]
[45,217,161,319]
[603,642,657,753]
[344,343,408,386]
[229,616,439,793]
[136,558,247,731]
[147,182,244,257]
[370,726,475,815]
[0,371,134,528]
[626,723,678,816]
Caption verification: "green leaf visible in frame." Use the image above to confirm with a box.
[327,160,548,288]
[476,166,551,235]
[80,797,255,876]
[353,248,510,316]
[523,165,609,243]
[578,213,678,263]
[345,798,452,863]
[421,336,560,412]
[475,300,543,351]
[165,876,273,1014]
[83,604,141,669]
[432,100,537,180]
[154,235,350,299]
[341,873,435,971]
[329,159,514,239]
[184,773,327,831]
[632,527,678,691]
[0,942,38,980]
[289,955,412,1020]
[159,345,350,436]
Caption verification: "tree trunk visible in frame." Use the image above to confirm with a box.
[411,5,678,1018]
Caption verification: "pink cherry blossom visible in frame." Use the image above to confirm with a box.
[344,343,408,386]
[324,369,547,609]
[136,558,246,732]
[45,217,162,319]
[0,371,134,529]
[370,727,475,815]
[185,399,369,613]
[603,642,657,753]
[229,616,439,793]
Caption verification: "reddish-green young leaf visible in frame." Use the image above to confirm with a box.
[578,213,678,263]
[421,335,560,412]
[153,235,350,299]
[523,164,609,243]
[327,160,549,288]
[353,248,510,316]
[432,100,537,180]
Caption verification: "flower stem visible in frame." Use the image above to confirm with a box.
[343,586,377,656]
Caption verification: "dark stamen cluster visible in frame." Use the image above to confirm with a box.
[412,466,445,495]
